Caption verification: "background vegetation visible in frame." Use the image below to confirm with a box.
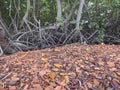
[0,0,120,54]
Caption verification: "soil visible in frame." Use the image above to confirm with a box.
[0,43,120,90]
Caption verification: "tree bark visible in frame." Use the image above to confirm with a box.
[56,0,62,21]
[76,0,85,30]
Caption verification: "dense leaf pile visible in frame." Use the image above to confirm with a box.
[0,44,120,90]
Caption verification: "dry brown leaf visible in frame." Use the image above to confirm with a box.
[20,53,28,59]
[109,68,116,71]
[44,86,50,90]
[93,79,99,86]
[54,63,62,68]
[114,72,120,79]
[54,86,62,90]
[60,72,72,76]
[45,86,54,90]
[39,70,48,76]
[61,88,67,90]
[64,76,69,84]
[48,72,56,81]
[116,79,120,85]
[76,67,82,74]
[98,85,105,90]
[60,80,67,87]
[16,60,22,65]
[116,57,120,60]
[115,72,120,77]
[41,53,45,56]
[107,61,115,67]
[23,85,29,90]
[0,86,5,90]
[52,67,59,72]
[80,65,85,68]
[54,48,60,52]
[31,66,38,71]
[84,84,89,90]
[41,58,48,62]
[98,60,104,65]
[29,61,33,64]
[44,63,51,69]
[11,77,20,81]
[86,82,92,88]
[60,73,68,76]
[9,86,17,90]
[33,84,43,90]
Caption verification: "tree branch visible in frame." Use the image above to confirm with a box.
[0,46,3,56]
[76,0,85,30]
[20,0,32,32]
[56,0,62,21]
[64,0,78,24]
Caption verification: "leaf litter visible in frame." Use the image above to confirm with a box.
[0,43,120,90]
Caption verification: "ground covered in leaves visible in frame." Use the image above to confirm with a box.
[0,43,120,90]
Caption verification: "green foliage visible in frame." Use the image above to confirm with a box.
[39,0,57,25]
[0,0,120,44]
[84,0,120,43]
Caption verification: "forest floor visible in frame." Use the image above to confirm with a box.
[0,43,120,90]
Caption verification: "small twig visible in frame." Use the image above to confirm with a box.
[0,46,3,56]
[0,72,12,81]
[87,30,98,40]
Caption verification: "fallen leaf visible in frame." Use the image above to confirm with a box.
[98,85,105,90]
[54,63,62,68]
[115,72,120,77]
[107,61,115,67]
[85,48,90,51]
[54,48,60,52]
[52,67,59,71]
[41,53,45,56]
[39,70,48,76]
[60,72,72,76]
[11,77,20,81]
[40,58,48,62]
[116,79,120,85]
[93,79,99,86]
[76,67,82,74]
[60,80,67,87]
[9,86,17,90]
[86,82,92,88]
[61,88,66,90]
[54,86,62,90]
[33,84,43,90]
[98,60,104,65]
[48,72,56,81]
[23,85,29,90]
[30,61,33,64]
[20,53,28,59]
[0,86,5,90]
[45,86,54,90]
[64,76,69,84]
[109,68,116,71]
